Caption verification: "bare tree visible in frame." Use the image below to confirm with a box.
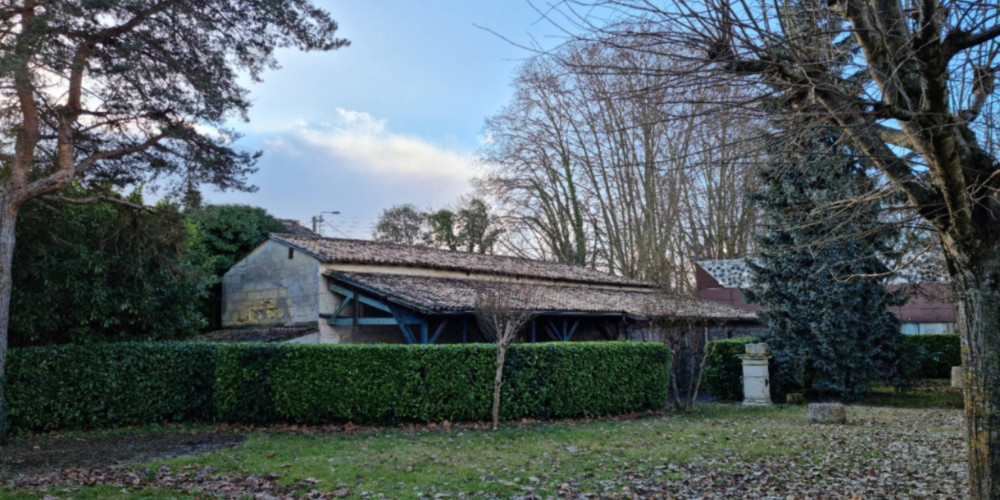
[474,282,537,430]
[480,43,760,290]
[644,294,714,411]
[550,0,1000,494]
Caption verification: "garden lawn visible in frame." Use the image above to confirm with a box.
[2,404,966,499]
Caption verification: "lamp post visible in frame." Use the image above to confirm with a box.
[311,211,341,235]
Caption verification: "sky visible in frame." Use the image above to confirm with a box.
[198,1,566,239]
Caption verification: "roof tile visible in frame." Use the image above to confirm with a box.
[275,234,648,287]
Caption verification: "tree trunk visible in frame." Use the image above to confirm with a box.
[0,199,17,379]
[492,343,507,430]
[953,250,1000,499]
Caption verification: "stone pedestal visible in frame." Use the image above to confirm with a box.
[740,343,772,406]
[806,403,846,424]
[951,366,964,388]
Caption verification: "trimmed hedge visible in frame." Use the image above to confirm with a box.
[702,337,758,401]
[223,342,670,424]
[5,341,669,432]
[6,343,218,432]
[902,334,961,379]
[701,334,961,401]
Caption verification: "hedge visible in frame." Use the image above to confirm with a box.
[4,341,669,433]
[222,342,670,424]
[702,337,758,401]
[701,334,961,401]
[901,334,961,379]
[6,342,218,432]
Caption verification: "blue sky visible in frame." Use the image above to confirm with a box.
[200,1,564,238]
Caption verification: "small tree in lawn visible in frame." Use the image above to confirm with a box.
[475,282,537,430]
[645,293,713,411]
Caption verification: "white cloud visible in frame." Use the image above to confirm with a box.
[291,109,476,182]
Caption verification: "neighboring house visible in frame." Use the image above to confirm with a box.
[695,256,956,334]
[221,234,759,344]
[278,218,320,237]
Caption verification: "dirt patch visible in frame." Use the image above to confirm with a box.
[0,431,245,479]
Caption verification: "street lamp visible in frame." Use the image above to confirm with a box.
[311,211,341,235]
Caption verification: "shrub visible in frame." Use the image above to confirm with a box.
[703,337,758,401]
[214,344,288,424]
[900,334,961,380]
[245,342,670,424]
[5,343,218,432]
[5,341,669,432]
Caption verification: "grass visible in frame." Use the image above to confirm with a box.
[860,379,963,409]
[0,383,965,499]
[143,405,839,498]
[0,485,190,499]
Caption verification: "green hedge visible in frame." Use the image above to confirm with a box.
[6,343,218,432]
[5,341,669,432]
[702,337,757,401]
[902,334,961,379]
[221,342,670,424]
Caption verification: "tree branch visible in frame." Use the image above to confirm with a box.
[41,194,148,211]
[945,25,1000,59]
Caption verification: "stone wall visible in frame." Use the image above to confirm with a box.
[222,240,322,327]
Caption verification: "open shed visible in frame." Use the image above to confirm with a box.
[220,234,757,344]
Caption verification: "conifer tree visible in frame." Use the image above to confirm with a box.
[747,129,904,401]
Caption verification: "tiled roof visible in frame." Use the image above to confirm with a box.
[273,234,648,287]
[278,219,319,237]
[331,272,758,322]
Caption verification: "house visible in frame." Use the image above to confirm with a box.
[220,234,759,344]
[695,255,956,334]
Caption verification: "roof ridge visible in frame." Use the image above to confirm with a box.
[271,233,646,285]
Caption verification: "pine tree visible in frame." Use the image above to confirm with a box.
[746,128,904,401]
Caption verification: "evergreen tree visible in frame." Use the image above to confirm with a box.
[746,129,904,401]
[188,204,288,329]
[11,187,210,346]
[426,198,504,254]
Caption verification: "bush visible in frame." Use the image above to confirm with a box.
[215,344,288,424]
[901,334,961,380]
[6,343,218,432]
[703,337,758,401]
[230,342,671,424]
[5,341,669,432]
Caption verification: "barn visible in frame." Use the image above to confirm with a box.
[218,234,758,344]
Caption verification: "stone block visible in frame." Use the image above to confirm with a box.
[951,366,964,388]
[806,403,846,424]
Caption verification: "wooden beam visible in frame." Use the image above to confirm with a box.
[328,282,392,313]
[429,320,448,344]
[329,317,398,326]
[331,297,352,318]
[567,319,580,341]
[388,304,425,344]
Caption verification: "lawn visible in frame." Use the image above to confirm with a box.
[1,403,966,499]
